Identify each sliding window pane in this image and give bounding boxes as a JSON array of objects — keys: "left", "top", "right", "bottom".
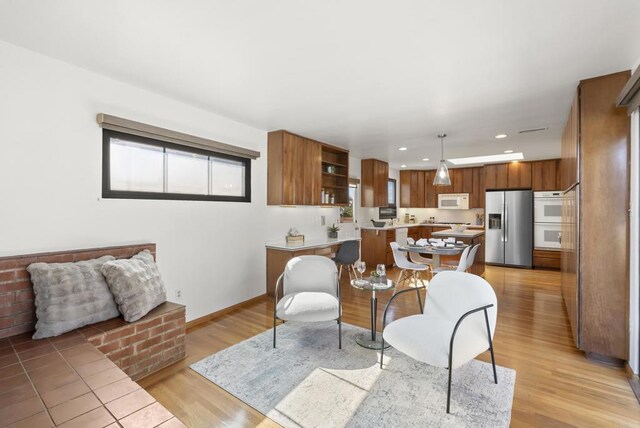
[
  {"left": 167, "top": 149, "right": 208, "bottom": 195},
  {"left": 110, "top": 139, "right": 164, "bottom": 192},
  {"left": 211, "top": 157, "right": 245, "bottom": 197}
]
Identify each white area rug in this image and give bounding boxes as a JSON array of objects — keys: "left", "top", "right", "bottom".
[{"left": 190, "top": 322, "right": 515, "bottom": 427}]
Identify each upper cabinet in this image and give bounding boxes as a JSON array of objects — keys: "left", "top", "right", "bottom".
[
  {"left": 560, "top": 93, "right": 580, "bottom": 191},
  {"left": 267, "top": 130, "right": 349, "bottom": 206},
  {"left": 484, "top": 164, "right": 508, "bottom": 190},
  {"left": 531, "top": 159, "right": 561, "bottom": 191},
  {"left": 400, "top": 167, "right": 480, "bottom": 208},
  {"left": 361, "top": 159, "right": 389, "bottom": 207},
  {"left": 507, "top": 161, "right": 532, "bottom": 189}
]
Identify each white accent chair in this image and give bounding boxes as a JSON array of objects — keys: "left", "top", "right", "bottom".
[
  {"left": 431, "top": 245, "right": 471, "bottom": 275},
  {"left": 380, "top": 271, "right": 498, "bottom": 413},
  {"left": 390, "top": 242, "right": 428, "bottom": 313},
  {"left": 273, "top": 256, "right": 341, "bottom": 348}
]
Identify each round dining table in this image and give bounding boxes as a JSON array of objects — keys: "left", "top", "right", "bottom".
[{"left": 398, "top": 244, "right": 469, "bottom": 268}]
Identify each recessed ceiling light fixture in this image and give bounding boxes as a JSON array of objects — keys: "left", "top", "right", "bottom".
[
  {"left": 433, "top": 134, "right": 451, "bottom": 186},
  {"left": 399, "top": 147, "right": 408, "bottom": 151},
  {"left": 495, "top": 134, "right": 508, "bottom": 139},
  {"left": 422, "top": 158, "right": 429, "bottom": 161},
  {"left": 504, "top": 149, "right": 513, "bottom": 154},
  {"left": 448, "top": 152, "right": 524, "bottom": 165},
  {"left": 400, "top": 164, "right": 407, "bottom": 168}
]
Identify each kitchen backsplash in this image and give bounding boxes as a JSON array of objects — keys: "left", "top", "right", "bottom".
[
  {"left": 266, "top": 206, "right": 343, "bottom": 242},
  {"left": 397, "top": 208, "right": 484, "bottom": 225}
]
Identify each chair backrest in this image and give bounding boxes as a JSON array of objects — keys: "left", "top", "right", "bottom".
[
  {"left": 424, "top": 271, "right": 497, "bottom": 337},
  {"left": 465, "top": 244, "right": 481, "bottom": 270},
  {"left": 284, "top": 255, "right": 338, "bottom": 296},
  {"left": 389, "top": 242, "right": 411, "bottom": 269},
  {"left": 454, "top": 246, "right": 472, "bottom": 271},
  {"left": 334, "top": 240, "right": 360, "bottom": 264}
]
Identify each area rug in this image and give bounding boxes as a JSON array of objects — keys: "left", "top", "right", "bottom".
[{"left": 190, "top": 321, "right": 515, "bottom": 427}]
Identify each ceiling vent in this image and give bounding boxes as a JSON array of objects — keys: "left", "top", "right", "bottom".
[{"left": 517, "top": 127, "right": 548, "bottom": 134}]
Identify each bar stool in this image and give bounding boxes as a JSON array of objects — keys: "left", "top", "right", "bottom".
[
  {"left": 332, "top": 240, "right": 360, "bottom": 280},
  {"left": 432, "top": 245, "right": 472, "bottom": 275}
]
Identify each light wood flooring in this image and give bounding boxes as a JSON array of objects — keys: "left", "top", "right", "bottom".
[{"left": 139, "top": 266, "right": 640, "bottom": 427}]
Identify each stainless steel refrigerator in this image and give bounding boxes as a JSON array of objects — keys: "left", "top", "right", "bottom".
[{"left": 485, "top": 190, "right": 533, "bottom": 267}]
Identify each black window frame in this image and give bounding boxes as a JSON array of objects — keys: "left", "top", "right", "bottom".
[
  {"left": 387, "top": 178, "right": 397, "bottom": 207},
  {"left": 102, "top": 129, "right": 251, "bottom": 203}
]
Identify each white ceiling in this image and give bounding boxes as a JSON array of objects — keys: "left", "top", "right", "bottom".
[{"left": 1, "top": 0, "right": 639, "bottom": 169}]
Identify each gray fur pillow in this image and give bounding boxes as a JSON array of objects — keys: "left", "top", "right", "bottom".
[
  {"left": 27, "top": 256, "right": 119, "bottom": 339},
  {"left": 101, "top": 250, "right": 167, "bottom": 322}
]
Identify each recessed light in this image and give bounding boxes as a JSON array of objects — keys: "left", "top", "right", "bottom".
[
  {"left": 400, "top": 164, "right": 407, "bottom": 168},
  {"left": 422, "top": 158, "right": 429, "bottom": 161},
  {"left": 511, "top": 160, "right": 519, "bottom": 163},
  {"left": 504, "top": 150, "right": 513, "bottom": 154},
  {"left": 495, "top": 134, "right": 508, "bottom": 139},
  {"left": 399, "top": 147, "right": 408, "bottom": 151},
  {"left": 448, "top": 152, "right": 524, "bottom": 165}
]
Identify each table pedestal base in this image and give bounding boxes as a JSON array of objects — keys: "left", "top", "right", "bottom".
[{"left": 355, "top": 333, "right": 391, "bottom": 350}]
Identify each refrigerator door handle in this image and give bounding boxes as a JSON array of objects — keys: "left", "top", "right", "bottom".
[{"left": 503, "top": 200, "right": 508, "bottom": 242}]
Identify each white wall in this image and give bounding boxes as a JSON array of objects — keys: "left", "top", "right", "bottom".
[{"left": 0, "top": 41, "right": 270, "bottom": 322}]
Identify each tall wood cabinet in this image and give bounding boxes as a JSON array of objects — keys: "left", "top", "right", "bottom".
[
  {"left": 267, "top": 130, "right": 349, "bottom": 206},
  {"left": 361, "top": 159, "right": 389, "bottom": 207},
  {"left": 560, "top": 71, "right": 630, "bottom": 363}
]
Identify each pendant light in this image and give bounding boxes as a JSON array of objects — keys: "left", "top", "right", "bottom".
[{"left": 433, "top": 133, "right": 451, "bottom": 186}]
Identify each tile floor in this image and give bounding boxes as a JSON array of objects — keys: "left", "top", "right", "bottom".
[{"left": 0, "top": 332, "right": 185, "bottom": 427}]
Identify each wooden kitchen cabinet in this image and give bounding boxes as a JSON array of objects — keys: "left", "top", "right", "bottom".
[
  {"left": 470, "top": 167, "right": 485, "bottom": 208},
  {"left": 399, "top": 170, "right": 425, "bottom": 208},
  {"left": 362, "top": 159, "right": 389, "bottom": 207},
  {"left": 268, "top": 130, "right": 348, "bottom": 206},
  {"left": 425, "top": 170, "right": 437, "bottom": 208},
  {"left": 531, "top": 159, "right": 561, "bottom": 191},
  {"left": 361, "top": 228, "right": 396, "bottom": 268},
  {"left": 484, "top": 164, "right": 508, "bottom": 190},
  {"left": 560, "top": 71, "right": 630, "bottom": 363},
  {"left": 533, "top": 249, "right": 561, "bottom": 269},
  {"left": 507, "top": 161, "right": 532, "bottom": 189}
]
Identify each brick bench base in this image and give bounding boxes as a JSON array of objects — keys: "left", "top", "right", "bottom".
[{"left": 87, "top": 302, "right": 186, "bottom": 381}]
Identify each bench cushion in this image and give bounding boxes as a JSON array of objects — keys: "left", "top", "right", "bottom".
[
  {"left": 27, "top": 256, "right": 120, "bottom": 339},
  {"left": 101, "top": 250, "right": 167, "bottom": 322}
]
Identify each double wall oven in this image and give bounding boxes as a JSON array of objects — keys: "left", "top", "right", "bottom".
[{"left": 534, "top": 191, "right": 562, "bottom": 250}]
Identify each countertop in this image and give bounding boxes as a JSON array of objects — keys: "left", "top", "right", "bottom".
[
  {"left": 266, "top": 235, "right": 361, "bottom": 251},
  {"left": 360, "top": 223, "right": 485, "bottom": 230},
  {"left": 431, "top": 229, "right": 485, "bottom": 238}
]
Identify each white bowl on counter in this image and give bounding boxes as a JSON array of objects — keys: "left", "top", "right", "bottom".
[{"left": 451, "top": 224, "right": 468, "bottom": 233}]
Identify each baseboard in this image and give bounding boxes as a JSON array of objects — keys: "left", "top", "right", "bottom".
[
  {"left": 186, "top": 294, "right": 267, "bottom": 331},
  {"left": 625, "top": 362, "right": 640, "bottom": 405},
  {"left": 585, "top": 352, "right": 625, "bottom": 367}
]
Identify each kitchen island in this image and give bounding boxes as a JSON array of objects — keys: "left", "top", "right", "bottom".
[
  {"left": 431, "top": 228, "right": 485, "bottom": 276},
  {"left": 265, "top": 235, "right": 361, "bottom": 296}
]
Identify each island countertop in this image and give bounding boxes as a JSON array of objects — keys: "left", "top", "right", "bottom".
[
  {"left": 431, "top": 229, "right": 485, "bottom": 238},
  {"left": 266, "top": 235, "right": 361, "bottom": 251},
  {"left": 360, "top": 223, "right": 484, "bottom": 231}
]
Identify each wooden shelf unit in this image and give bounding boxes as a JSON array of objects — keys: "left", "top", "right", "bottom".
[{"left": 321, "top": 144, "right": 349, "bottom": 206}]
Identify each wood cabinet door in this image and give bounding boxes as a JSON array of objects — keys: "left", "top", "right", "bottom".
[
  {"left": 376, "top": 160, "right": 390, "bottom": 207},
  {"left": 425, "top": 170, "right": 437, "bottom": 208},
  {"left": 470, "top": 167, "right": 484, "bottom": 208},
  {"left": 399, "top": 170, "right": 412, "bottom": 208},
  {"left": 532, "top": 159, "right": 560, "bottom": 191},
  {"left": 411, "top": 171, "right": 426, "bottom": 207},
  {"left": 484, "top": 164, "right": 508, "bottom": 189},
  {"left": 303, "top": 139, "right": 322, "bottom": 205},
  {"left": 560, "top": 93, "right": 580, "bottom": 191},
  {"left": 507, "top": 162, "right": 532, "bottom": 189},
  {"left": 459, "top": 168, "right": 473, "bottom": 194}
]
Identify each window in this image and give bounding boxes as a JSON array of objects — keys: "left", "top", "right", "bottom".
[
  {"left": 340, "top": 183, "right": 358, "bottom": 223},
  {"left": 388, "top": 178, "right": 397, "bottom": 207},
  {"left": 102, "top": 130, "right": 251, "bottom": 202}
]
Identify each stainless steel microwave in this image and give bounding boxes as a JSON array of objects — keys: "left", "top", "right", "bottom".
[{"left": 379, "top": 207, "right": 397, "bottom": 219}]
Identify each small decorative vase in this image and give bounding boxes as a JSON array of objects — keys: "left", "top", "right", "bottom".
[{"left": 328, "top": 231, "right": 338, "bottom": 238}]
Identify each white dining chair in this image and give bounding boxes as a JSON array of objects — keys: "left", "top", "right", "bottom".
[
  {"left": 431, "top": 245, "right": 471, "bottom": 275},
  {"left": 273, "top": 256, "right": 342, "bottom": 349},
  {"left": 389, "top": 242, "right": 428, "bottom": 313},
  {"left": 380, "top": 271, "right": 498, "bottom": 413}
]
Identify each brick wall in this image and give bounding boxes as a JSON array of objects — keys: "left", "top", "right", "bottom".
[
  {"left": 87, "top": 303, "right": 186, "bottom": 381},
  {"left": 0, "top": 243, "right": 156, "bottom": 339}
]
